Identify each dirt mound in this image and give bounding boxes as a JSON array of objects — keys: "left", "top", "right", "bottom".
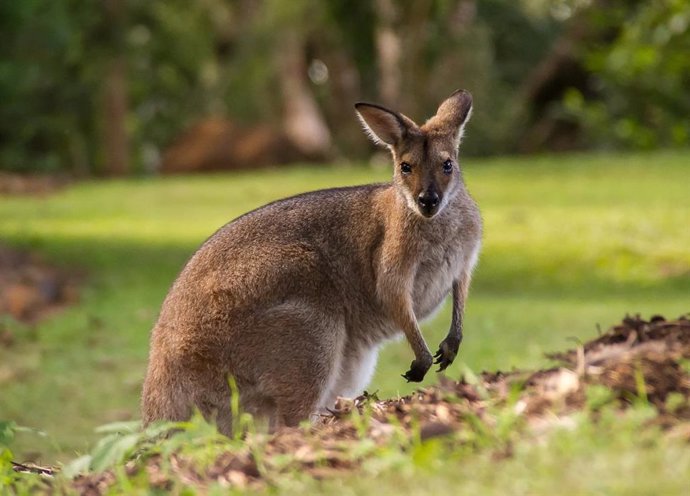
[
  {"left": 0, "top": 245, "right": 79, "bottom": 328},
  {"left": 0, "top": 173, "right": 70, "bottom": 196},
  {"left": 545, "top": 315, "right": 690, "bottom": 410}
]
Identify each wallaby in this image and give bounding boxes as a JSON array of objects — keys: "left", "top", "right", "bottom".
[{"left": 142, "top": 89, "right": 482, "bottom": 434}]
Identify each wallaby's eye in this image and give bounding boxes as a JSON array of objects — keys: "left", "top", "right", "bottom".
[
  {"left": 400, "top": 162, "right": 412, "bottom": 175},
  {"left": 442, "top": 159, "right": 453, "bottom": 175}
]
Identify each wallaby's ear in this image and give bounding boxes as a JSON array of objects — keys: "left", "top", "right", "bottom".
[
  {"left": 354, "top": 103, "right": 411, "bottom": 147},
  {"left": 432, "top": 89, "right": 473, "bottom": 147}
]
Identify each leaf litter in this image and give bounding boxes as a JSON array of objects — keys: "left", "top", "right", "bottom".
[{"left": 13, "top": 315, "right": 690, "bottom": 493}]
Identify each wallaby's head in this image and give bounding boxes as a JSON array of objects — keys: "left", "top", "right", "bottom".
[{"left": 355, "top": 90, "right": 473, "bottom": 218}]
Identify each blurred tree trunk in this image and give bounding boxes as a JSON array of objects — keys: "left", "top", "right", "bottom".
[
  {"left": 102, "top": 0, "right": 130, "bottom": 176},
  {"left": 277, "top": 31, "right": 332, "bottom": 158},
  {"left": 399, "top": 0, "right": 434, "bottom": 117},
  {"left": 325, "top": 50, "right": 364, "bottom": 156},
  {"left": 374, "top": 0, "right": 401, "bottom": 107}
]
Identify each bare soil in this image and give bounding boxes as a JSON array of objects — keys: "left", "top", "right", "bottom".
[
  {"left": 63, "top": 314, "right": 690, "bottom": 494},
  {"left": 0, "top": 173, "right": 70, "bottom": 196},
  {"left": 0, "top": 244, "right": 79, "bottom": 329}
]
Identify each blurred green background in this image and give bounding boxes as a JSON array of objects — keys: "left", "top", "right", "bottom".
[
  {"left": 2, "top": 0, "right": 689, "bottom": 174},
  {"left": 0, "top": 0, "right": 689, "bottom": 464}
]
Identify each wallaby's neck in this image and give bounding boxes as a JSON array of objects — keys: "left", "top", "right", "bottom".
[{"left": 373, "top": 183, "right": 465, "bottom": 268}]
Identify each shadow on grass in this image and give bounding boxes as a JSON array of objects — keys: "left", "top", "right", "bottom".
[{"left": 26, "top": 235, "right": 689, "bottom": 302}]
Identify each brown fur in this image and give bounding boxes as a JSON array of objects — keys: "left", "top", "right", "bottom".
[{"left": 141, "top": 89, "right": 482, "bottom": 433}]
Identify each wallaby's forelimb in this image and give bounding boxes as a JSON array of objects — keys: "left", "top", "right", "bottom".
[
  {"left": 394, "top": 295, "right": 433, "bottom": 383},
  {"left": 435, "top": 251, "right": 478, "bottom": 371},
  {"left": 377, "top": 257, "right": 434, "bottom": 382},
  {"left": 434, "top": 280, "right": 464, "bottom": 371},
  {"left": 378, "top": 277, "right": 432, "bottom": 381}
]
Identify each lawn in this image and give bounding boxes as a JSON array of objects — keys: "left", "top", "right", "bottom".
[{"left": 0, "top": 149, "right": 688, "bottom": 469}]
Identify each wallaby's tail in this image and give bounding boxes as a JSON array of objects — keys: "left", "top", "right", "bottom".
[
  {"left": 141, "top": 358, "right": 193, "bottom": 427},
  {"left": 142, "top": 337, "right": 234, "bottom": 435}
]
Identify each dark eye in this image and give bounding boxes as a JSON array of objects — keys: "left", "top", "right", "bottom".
[
  {"left": 400, "top": 162, "right": 412, "bottom": 175},
  {"left": 442, "top": 159, "right": 453, "bottom": 174}
]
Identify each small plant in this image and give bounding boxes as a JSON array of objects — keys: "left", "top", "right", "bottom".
[
  {"left": 0, "top": 420, "right": 50, "bottom": 493},
  {"left": 63, "top": 420, "right": 175, "bottom": 477},
  {"left": 0, "top": 420, "right": 18, "bottom": 487}
]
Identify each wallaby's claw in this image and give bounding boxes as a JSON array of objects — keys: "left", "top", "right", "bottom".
[
  {"left": 402, "top": 358, "right": 431, "bottom": 383},
  {"left": 434, "top": 336, "right": 460, "bottom": 372},
  {"left": 401, "top": 369, "right": 424, "bottom": 383}
]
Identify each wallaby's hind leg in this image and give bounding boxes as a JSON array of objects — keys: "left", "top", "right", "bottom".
[
  {"left": 233, "top": 300, "right": 346, "bottom": 429},
  {"left": 191, "top": 371, "right": 234, "bottom": 436}
]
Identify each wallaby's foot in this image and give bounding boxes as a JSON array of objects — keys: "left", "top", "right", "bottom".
[
  {"left": 402, "top": 355, "right": 432, "bottom": 383},
  {"left": 434, "top": 335, "right": 461, "bottom": 372}
]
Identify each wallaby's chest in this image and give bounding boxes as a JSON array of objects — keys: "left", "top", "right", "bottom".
[
  {"left": 412, "top": 242, "right": 462, "bottom": 319},
  {"left": 411, "top": 222, "right": 469, "bottom": 319}
]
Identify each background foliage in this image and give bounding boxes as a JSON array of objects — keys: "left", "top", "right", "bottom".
[
  {"left": 2, "top": 0, "right": 688, "bottom": 174},
  {"left": 563, "top": 0, "right": 690, "bottom": 149}
]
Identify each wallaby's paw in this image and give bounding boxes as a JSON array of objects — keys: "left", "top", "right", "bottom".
[
  {"left": 434, "top": 336, "right": 461, "bottom": 372},
  {"left": 402, "top": 357, "right": 432, "bottom": 383}
]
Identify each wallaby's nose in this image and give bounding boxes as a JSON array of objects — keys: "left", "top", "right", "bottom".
[{"left": 417, "top": 190, "right": 440, "bottom": 216}]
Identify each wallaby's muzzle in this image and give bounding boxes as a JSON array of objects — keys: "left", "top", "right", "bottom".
[{"left": 417, "top": 189, "right": 441, "bottom": 217}]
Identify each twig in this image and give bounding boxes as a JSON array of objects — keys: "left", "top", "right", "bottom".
[{"left": 11, "top": 461, "right": 55, "bottom": 477}]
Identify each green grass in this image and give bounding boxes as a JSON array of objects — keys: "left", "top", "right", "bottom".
[
  {"left": 0, "top": 150, "right": 689, "bottom": 467},
  {"left": 304, "top": 412, "right": 690, "bottom": 496},
  {"left": 9, "top": 386, "right": 689, "bottom": 494}
]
